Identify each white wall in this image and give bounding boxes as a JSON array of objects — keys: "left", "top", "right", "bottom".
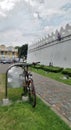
[{"left": 27, "top": 24, "right": 71, "bottom": 68}]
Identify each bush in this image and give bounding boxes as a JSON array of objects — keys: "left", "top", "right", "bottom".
[
  {"left": 32, "top": 64, "right": 45, "bottom": 70},
  {"left": 32, "top": 64, "right": 63, "bottom": 73},
  {"left": 32, "top": 64, "right": 41, "bottom": 69},
  {"left": 42, "top": 66, "right": 63, "bottom": 73},
  {"left": 62, "top": 68, "right": 71, "bottom": 77}
]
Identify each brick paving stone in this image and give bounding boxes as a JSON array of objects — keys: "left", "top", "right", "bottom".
[{"left": 32, "top": 72, "right": 71, "bottom": 124}]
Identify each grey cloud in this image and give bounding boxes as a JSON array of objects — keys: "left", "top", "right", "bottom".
[
  {"left": 40, "top": 0, "right": 44, "bottom": 3},
  {"left": 22, "top": 32, "right": 41, "bottom": 37},
  {"left": 0, "top": 1, "right": 33, "bottom": 31},
  {"left": 61, "top": 2, "right": 71, "bottom": 11},
  {"left": 37, "top": 0, "right": 44, "bottom": 4}
]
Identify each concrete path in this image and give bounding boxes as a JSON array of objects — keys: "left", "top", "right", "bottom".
[
  {"left": 32, "top": 72, "right": 71, "bottom": 126},
  {"left": 0, "top": 64, "right": 10, "bottom": 73}
]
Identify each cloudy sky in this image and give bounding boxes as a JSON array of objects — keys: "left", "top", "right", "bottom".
[{"left": 0, "top": 0, "right": 71, "bottom": 46}]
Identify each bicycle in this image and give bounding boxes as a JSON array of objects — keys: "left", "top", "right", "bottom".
[{"left": 5, "top": 62, "right": 40, "bottom": 107}]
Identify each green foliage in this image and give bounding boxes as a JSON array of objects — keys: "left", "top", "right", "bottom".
[
  {"left": 18, "top": 44, "right": 28, "bottom": 59},
  {"left": 15, "top": 46, "right": 19, "bottom": 49},
  {"left": 33, "top": 64, "right": 63, "bottom": 73},
  {"left": 0, "top": 98, "right": 71, "bottom": 130},
  {"left": 62, "top": 68, "right": 71, "bottom": 77},
  {"left": 42, "top": 66, "right": 63, "bottom": 73}
]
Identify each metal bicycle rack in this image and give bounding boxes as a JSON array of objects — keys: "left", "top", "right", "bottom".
[{"left": 5, "top": 63, "right": 28, "bottom": 98}]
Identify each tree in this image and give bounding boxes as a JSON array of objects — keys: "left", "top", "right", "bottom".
[{"left": 18, "top": 44, "right": 28, "bottom": 60}]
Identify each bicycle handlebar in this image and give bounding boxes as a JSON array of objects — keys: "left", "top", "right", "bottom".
[
  {"left": 32, "top": 62, "right": 40, "bottom": 66},
  {"left": 6, "top": 61, "right": 40, "bottom": 72}
]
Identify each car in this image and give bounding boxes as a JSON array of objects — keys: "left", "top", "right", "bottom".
[
  {"left": 1, "top": 59, "right": 13, "bottom": 64},
  {"left": 2, "top": 60, "right": 7, "bottom": 64}
]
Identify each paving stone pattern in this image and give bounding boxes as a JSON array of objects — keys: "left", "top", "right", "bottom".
[{"left": 32, "top": 72, "right": 71, "bottom": 123}]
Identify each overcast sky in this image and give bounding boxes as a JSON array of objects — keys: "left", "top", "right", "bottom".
[{"left": 0, "top": 0, "right": 71, "bottom": 46}]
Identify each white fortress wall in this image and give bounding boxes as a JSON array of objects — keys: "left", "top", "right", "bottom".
[{"left": 27, "top": 24, "right": 71, "bottom": 68}]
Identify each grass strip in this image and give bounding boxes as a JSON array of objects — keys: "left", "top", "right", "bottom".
[
  {"left": 0, "top": 73, "right": 71, "bottom": 130},
  {"left": 31, "top": 68, "right": 71, "bottom": 86},
  {"left": 0, "top": 98, "right": 71, "bottom": 130}
]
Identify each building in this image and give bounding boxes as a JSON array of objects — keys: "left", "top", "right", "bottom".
[{"left": 0, "top": 45, "right": 18, "bottom": 60}]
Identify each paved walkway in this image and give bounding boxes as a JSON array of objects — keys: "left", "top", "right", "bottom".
[
  {"left": 32, "top": 72, "right": 71, "bottom": 126},
  {"left": 0, "top": 64, "right": 10, "bottom": 73}
]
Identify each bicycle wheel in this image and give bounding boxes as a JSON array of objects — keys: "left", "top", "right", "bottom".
[{"left": 28, "top": 79, "right": 36, "bottom": 107}]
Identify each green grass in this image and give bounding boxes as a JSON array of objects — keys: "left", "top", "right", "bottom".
[
  {"left": 31, "top": 68, "right": 71, "bottom": 86},
  {"left": 0, "top": 98, "right": 71, "bottom": 130},
  {"left": 0, "top": 73, "right": 71, "bottom": 130}
]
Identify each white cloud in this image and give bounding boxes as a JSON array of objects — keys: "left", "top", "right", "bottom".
[
  {"left": 24, "top": 0, "right": 44, "bottom": 5},
  {"left": 24, "top": 0, "right": 29, "bottom": 2},
  {"left": 33, "top": 12, "right": 38, "bottom": 18},
  {"left": 44, "top": 26, "right": 55, "bottom": 33},
  {"left": 38, "top": 8, "right": 65, "bottom": 19},
  {"left": 0, "top": 1, "right": 14, "bottom": 11},
  {"left": 0, "top": 0, "right": 21, "bottom": 17},
  {"left": 30, "top": 0, "right": 37, "bottom": 7},
  {"left": 0, "top": 28, "right": 40, "bottom": 46},
  {"left": 0, "top": 11, "right": 7, "bottom": 17},
  {"left": 0, "top": 0, "right": 71, "bottom": 46}
]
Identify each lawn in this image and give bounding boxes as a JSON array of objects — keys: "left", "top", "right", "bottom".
[
  {"left": 0, "top": 73, "right": 71, "bottom": 130},
  {"left": 31, "top": 68, "right": 71, "bottom": 86}
]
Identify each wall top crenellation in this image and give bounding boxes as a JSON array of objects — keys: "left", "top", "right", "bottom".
[{"left": 28, "top": 23, "right": 71, "bottom": 50}]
